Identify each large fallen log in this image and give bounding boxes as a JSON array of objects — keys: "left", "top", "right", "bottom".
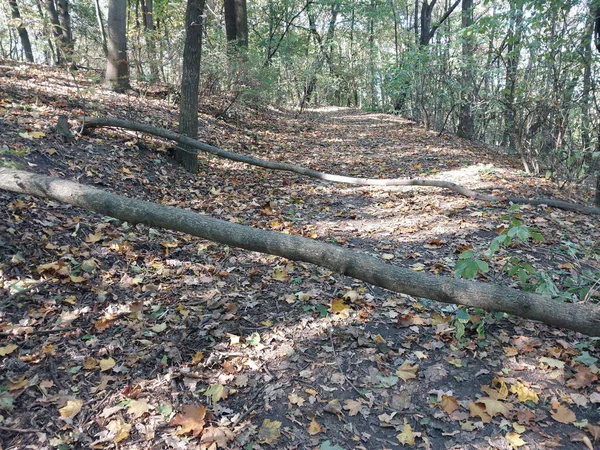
[
  {"left": 1, "top": 168, "right": 599, "bottom": 336},
  {"left": 81, "top": 117, "right": 600, "bottom": 216}
]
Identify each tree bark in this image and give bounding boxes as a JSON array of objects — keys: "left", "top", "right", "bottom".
[
  {"left": 94, "top": 0, "right": 107, "bottom": 56},
  {"left": 224, "top": 0, "right": 248, "bottom": 50},
  {"left": 56, "top": 0, "right": 73, "bottom": 63},
  {"left": 456, "top": 0, "right": 474, "bottom": 139},
  {"left": 177, "top": 0, "right": 206, "bottom": 173},
  {"left": 81, "top": 116, "right": 600, "bottom": 216},
  {"left": 105, "top": 0, "right": 130, "bottom": 92},
  {"left": 1, "top": 168, "right": 598, "bottom": 336},
  {"left": 44, "top": 0, "right": 63, "bottom": 65},
  {"left": 419, "top": 0, "right": 460, "bottom": 47},
  {"left": 7, "top": 0, "right": 34, "bottom": 62}
]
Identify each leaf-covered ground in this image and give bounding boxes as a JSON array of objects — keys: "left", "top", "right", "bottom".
[{"left": 0, "top": 60, "right": 599, "bottom": 450}]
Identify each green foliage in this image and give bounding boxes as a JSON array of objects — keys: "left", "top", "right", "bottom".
[{"left": 454, "top": 249, "right": 489, "bottom": 280}]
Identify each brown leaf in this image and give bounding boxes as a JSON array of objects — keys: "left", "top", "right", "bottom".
[
  {"left": 551, "top": 403, "right": 576, "bottom": 424},
  {"left": 307, "top": 418, "right": 322, "bottom": 435},
  {"left": 343, "top": 399, "right": 363, "bottom": 416},
  {"left": 440, "top": 395, "right": 460, "bottom": 415},
  {"left": 169, "top": 404, "right": 207, "bottom": 436}
]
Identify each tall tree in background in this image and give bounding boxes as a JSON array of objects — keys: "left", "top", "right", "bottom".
[
  {"left": 94, "top": 0, "right": 108, "bottom": 56},
  {"left": 141, "top": 0, "right": 160, "bottom": 80},
  {"left": 224, "top": 0, "right": 248, "bottom": 52},
  {"left": 44, "top": 0, "right": 64, "bottom": 64},
  {"left": 105, "top": 0, "right": 130, "bottom": 91},
  {"left": 177, "top": 0, "right": 206, "bottom": 173},
  {"left": 56, "top": 0, "right": 73, "bottom": 63},
  {"left": 457, "top": 0, "right": 474, "bottom": 139},
  {"left": 7, "top": 0, "right": 34, "bottom": 62},
  {"left": 419, "top": 0, "right": 460, "bottom": 46}
]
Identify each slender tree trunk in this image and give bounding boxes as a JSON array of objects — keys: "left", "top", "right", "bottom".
[
  {"left": 7, "top": 0, "right": 34, "bottom": 62},
  {"left": 457, "top": 0, "right": 474, "bottom": 139},
  {"left": 44, "top": 0, "right": 63, "bottom": 65},
  {"left": 369, "top": 0, "right": 377, "bottom": 109},
  {"left": 94, "top": 0, "right": 107, "bottom": 56},
  {"left": 141, "top": 0, "right": 160, "bottom": 80},
  {"left": 56, "top": 0, "right": 73, "bottom": 64},
  {"left": 502, "top": 0, "right": 523, "bottom": 151},
  {"left": 177, "top": 0, "right": 206, "bottom": 173},
  {"left": 105, "top": 0, "right": 130, "bottom": 91}
]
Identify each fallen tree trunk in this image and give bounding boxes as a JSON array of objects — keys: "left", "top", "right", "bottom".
[
  {"left": 1, "top": 168, "right": 599, "bottom": 336},
  {"left": 81, "top": 117, "right": 600, "bottom": 216}
]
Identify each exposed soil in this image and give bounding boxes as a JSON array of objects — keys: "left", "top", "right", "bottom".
[{"left": 1, "top": 60, "right": 599, "bottom": 450}]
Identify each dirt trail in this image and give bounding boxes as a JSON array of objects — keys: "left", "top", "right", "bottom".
[{"left": 0, "top": 61, "right": 599, "bottom": 449}]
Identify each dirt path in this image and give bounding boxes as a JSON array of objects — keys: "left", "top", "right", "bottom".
[{"left": 0, "top": 61, "right": 599, "bottom": 449}]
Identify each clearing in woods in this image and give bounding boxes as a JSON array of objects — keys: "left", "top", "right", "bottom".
[{"left": 0, "top": 61, "right": 599, "bottom": 449}]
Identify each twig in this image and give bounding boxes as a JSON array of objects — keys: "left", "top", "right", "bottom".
[
  {"left": 0, "top": 327, "right": 78, "bottom": 338},
  {"left": 0, "top": 425, "right": 42, "bottom": 433},
  {"left": 328, "top": 329, "right": 370, "bottom": 401},
  {"left": 1, "top": 279, "right": 52, "bottom": 305}
]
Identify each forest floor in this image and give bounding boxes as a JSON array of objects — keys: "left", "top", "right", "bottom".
[{"left": 0, "top": 60, "right": 599, "bottom": 450}]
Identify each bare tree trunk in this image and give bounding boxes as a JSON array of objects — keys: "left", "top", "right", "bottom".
[
  {"left": 502, "top": 0, "right": 523, "bottom": 151},
  {"left": 94, "top": 0, "right": 107, "bottom": 56},
  {"left": 44, "top": 0, "right": 63, "bottom": 65},
  {"left": 105, "top": 0, "right": 130, "bottom": 92},
  {"left": 224, "top": 0, "right": 248, "bottom": 52},
  {"left": 141, "top": 0, "right": 160, "bottom": 80},
  {"left": 177, "top": 0, "right": 206, "bottom": 173},
  {"left": 7, "top": 0, "right": 34, "bottom": 62},
  {"left": 56, "top": 0, "right": 73, "bottom": 64},
  {"left": 1, "top": 168, "right": 599, "bottom": 336},
  {"left": 457, "top": 0, "right": 474, "bottom": 139}
]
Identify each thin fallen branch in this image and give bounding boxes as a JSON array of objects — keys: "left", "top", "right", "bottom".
[
  {"left": 0, "top": 327, "right": 78, "bottom": 338},
  {"left": 81, "top": 117, "right": 600, "bottom": 215},
  {"left": 0, "top": 425, "right": 42, "bottom": 434},
  {"left": 1, "top": 168, "right": 599, "bottom": 336}
]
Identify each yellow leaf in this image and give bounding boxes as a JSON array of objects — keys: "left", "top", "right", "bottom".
[
  {"left": 481, "top": 377, "right": 509, "bottom": 400},
  {"left": 288, "top": 392, "right": 305, "bottom": 406},
  {"left": 85, "top": 232, "right": 103, "bottom": 243},
  {"left": 506, "top": 432, "right": 526, "bottom": 448},
  {"left": 59, "top": 399, "right": 83, "bottom": 420},
  {"left": 106, "top": 415, "right": 132, "bottom": 443},
  {"left": 411, "top": 263, "right": 425, "bottom": 271},
  {"left": 99, "top": 357, "right": 116, "bottom": 372},
  {"left": 307, "top": 418, "right": 322, "bottom": 435},
  {"left": 396, "top": 361, "right": 419, "bottom": 381},
  {"left": 270, "top": 266, "right": 289, "bottom": 281},
  {"left": 478, "top": 397, "right": 512, "bottom": 418},
  {"left": 331, "top": 297, "right": 349, "bottom": 313},
  {"left": 510, "top": 381, "right": 539, "bottom": 403},
  {"left": 0, "top": 344, "right": 18, "bottom": 356},
  {"left": 191, "top": 351, "right": 204, "bottom": 365},
  {"left": 396, "top": 419, "right": 415, "bottom": 446},
  {"left": 127, "top": 399, "right": 152, "bottom": 419},
  {"left": 69, "top": 275, "right": 86, "bottom": 283},
  {"left": 258, "top": 418, "right": 281, "bottom": 444},
  {"left": 381, "top": 253, "right": 395, "bottom": 260}
]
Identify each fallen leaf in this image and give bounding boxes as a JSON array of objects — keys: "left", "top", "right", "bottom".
[
  {"left": 0, "top": 344, "right": 18, "bottom": 356},
  {"left": 396, "top": 360, "right": 419, "bottom": 381},
  {"left": 551, "top": 403, "right": 576, "bottom": 424},
  {"left": 510, "top": 381, "right": 539, "bottom": 403},
  {"left": 506, "top": 432, "right": 526, "bottom": 448},
  {"left": 59, "top": 399, "right": 83, "bottom": 423},
  {"left": 258, "top": 418, "right": 281, "bottom": 444},
  {"left": 169, "top": 404, "right": 206, "bottom": 436},
  {"left": 99, "top": 357, "right": 116, "bottom": 372},
  {"left": 105, "top": 415, "right": 131, "bottom": 443},
  {"left": 343, "top": 399, "right": 362, "bottom": 416},
  {"left": 127, "top": 399, "right": 152, "bottom": 418},
  {"left": 396, "top": 419, "right": 415, "bottom": 445},
  {"left": 308, "top": 417, "right": 322, "bottom": 435},
  {"left": 441, "top": 395, "right": 460, "bottom": 415}
]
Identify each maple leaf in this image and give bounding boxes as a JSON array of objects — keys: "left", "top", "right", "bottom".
[
  {"left": 477, "top": 397, "right": 512, "bottom": 418},
  {"left": 169, "top": 404, "right": 206, "bottom": 436},
  {"left": 127, "top": 399, "right": 152, "bottom": 419},
  {"left": 440, "top": 395, "right": 460, "bottom": 415},
  {"left": 343, "top": 399, "right": 362, "bottom": 416},
  {"left": 200, "top": 426, "right": 235, "bottom": 447},
  {"left": 566, "top": 367, "right": 598, "bottom": 389},
  {"left": 506, "top": 432, "right": 526, "bottom": 448},
  {"left": 324, "top": 398, "right": 343, "bottom": 419},
  {"left": 396, "top": 419, "right": 415, "bottom": 446},
  {"left": 258, "top": 418, "right": 281, "bottom": 444},
  {"left": 288, "top": 392, "right": 305, "bottom": 406},
  {"left": 396, "top": 361, "right": 419, "bottom": 381},
  {"left": 468, "top": 402, "right": 491, "bottom": 423},
  {"left": 105, "top": 415, "right": 132, "bottom": 443}
]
